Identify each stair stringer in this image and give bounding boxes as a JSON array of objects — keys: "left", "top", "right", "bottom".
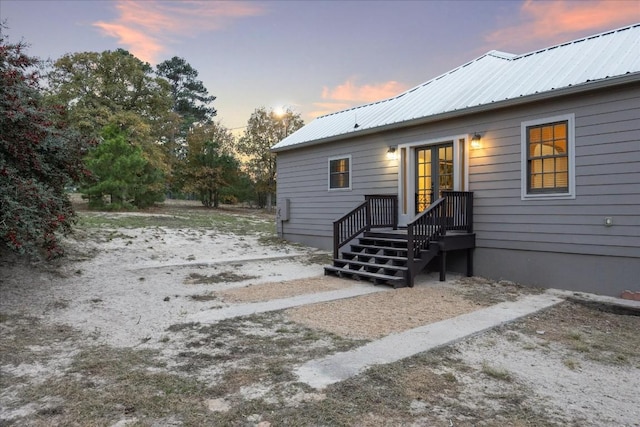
[{"left": 406, "top": 243, "right": 441, "bottom": 287}]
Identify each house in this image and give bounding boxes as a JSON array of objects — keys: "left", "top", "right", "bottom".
[{"left": 271, "top": 24, "right": 640, "bottom": 297}]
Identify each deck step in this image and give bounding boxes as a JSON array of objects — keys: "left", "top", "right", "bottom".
[
  {"left": 324, "top": 266, "right": 406, "bottom": 288},
  {"left": 341, "top": 251, "right": 408, "bottom": 263},
  {"left": 363, "top": 230, "right": 408, "bottom": 239},
  {"left": 333, "top": 259, "right": 408, "bottom": 272},
  {"left": 350, "top": 244, "right": 408, "bottom": 254},
  {"left": 358, "top": 237, "right": 408, "bottom": 246}
]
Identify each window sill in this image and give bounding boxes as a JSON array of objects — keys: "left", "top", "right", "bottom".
[{"left": 522, "top": 192, "right": 575, "bottom": 201}]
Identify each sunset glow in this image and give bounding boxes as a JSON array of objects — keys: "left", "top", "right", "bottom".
[
  {"left": 93, "top": 0, "right": 264, "bottom": 63},
  {"left": 485, "top": 0, "right": 640, "bottom": 51},
  {"left": 322, "top": 79, "right": 410, "bottom": 104},
  {"left": 5, "top": 0, "right": 638, "bottom": 129}
]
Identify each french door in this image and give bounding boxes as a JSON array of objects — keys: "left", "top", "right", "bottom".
[
  {"left": 397, "top": 136, "right": 467, "bottom": 227},
  {"left": 415, "top": 143, "right": 454, "bottom": 213}
]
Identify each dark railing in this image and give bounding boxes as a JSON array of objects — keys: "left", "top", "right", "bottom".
[
  {"left": 407, "top": 191, "right": 473, "bottom": 284},
  {"left": 332, "top": 195, "right": 398, "bottom": 258},
  {"left": 332, "top": 191, "right": 471, "bottom": 265},
  {"left": 407, "top": 197, "right": 446, "bottom": 262},
  {"left": 365, "top": 194, "right": 398, "bottom": 229},
  {"left": 442, "top": 191, "right": 474, "bottom": 233}
]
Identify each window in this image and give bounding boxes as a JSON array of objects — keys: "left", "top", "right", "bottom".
[
  {"left": 328, "top": 155, "right": 351, "bottom": 190},
  {"left": 521, "top": 114, "right": 575, "bottom": 200}
]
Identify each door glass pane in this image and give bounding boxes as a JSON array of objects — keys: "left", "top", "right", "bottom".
[
  {"left": 438, "top": 144, "right": 454, "bottom": 195},
  {"left": 415, "top": 142, "right": 453, "bottom": 213},
  {"left": 416, "top": 148, "right": 432, "bottom": 212}
]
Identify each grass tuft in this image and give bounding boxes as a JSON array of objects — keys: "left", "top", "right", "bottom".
[{"left": 481, "top": 362, "right": 512, "bottom": 381}]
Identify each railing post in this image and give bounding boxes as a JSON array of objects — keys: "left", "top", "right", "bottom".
[
  {"left": 365, "top": 198, "right": 372, "bottom": 232},
  {"left": 392, "top": 196, "right": 398, "bottom": 229},
  {"left": 467, "top": 192, "right": 474, "bottom": 233},
  {"left": 335, "top": 221, "right": 339, "bottom": 259},
  {"left": 406, "top": 224, "right": 414, "bottom": 287}
]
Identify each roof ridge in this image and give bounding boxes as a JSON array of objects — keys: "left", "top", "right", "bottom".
[
  {"left": 513, "top": 22, "right": 640, "bottom": 60},
  {"left": 315, "top": 50, "right": 511, "bottom": 120},
  {"left": 486, "top": 50, "right": 517, "bottom": 60}
]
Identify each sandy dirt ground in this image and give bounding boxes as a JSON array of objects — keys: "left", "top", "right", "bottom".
[{"left": 1, "top": 207, "right": 639, "bottom": 426}]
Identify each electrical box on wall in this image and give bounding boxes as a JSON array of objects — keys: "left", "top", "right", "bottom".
[{"left": 276, "top": 199, "right": 290, "bottom": 221}]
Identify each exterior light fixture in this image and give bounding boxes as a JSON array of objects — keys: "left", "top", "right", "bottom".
[
  {"left": 470, "top": 133, "right": 482, "bottom": 149},
  {"left": 386, "top": 146, "right": 397, "bottom": 160}
]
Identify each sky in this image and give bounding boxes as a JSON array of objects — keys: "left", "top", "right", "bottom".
[{"left": 2, "top": 0, "right": 639, "bottom": 133}]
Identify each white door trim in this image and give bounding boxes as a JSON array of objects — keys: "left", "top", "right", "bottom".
[{"left": 397, "top": 134, "right": 470, "bottom": 226}]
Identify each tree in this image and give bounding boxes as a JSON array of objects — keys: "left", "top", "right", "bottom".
[
  {"left": 46, "top": 49, "right": 173, "bottom": 139},
  {"left": 181, "top": 123, "right": 239, "bottom": 208},
  {"left": 81, "top": 125, "right": 164, "bottom": 209},
  {"left": 156, "top": 57, "right": 216, "bottom": 194},
  {"left": 237, "top": 107, "right": 303, "bottom": 210},
  {"left": 0, "top": 30, "right": 95, "bottom": 258},
  {"left": 224, "top": 171, "right": 255, "bottom": 205},
  {"left": 46, "top": 49, "right": 174, "bottom": 206},
  {"left": 156, "top": 56, "right": 216, "bottom": 129}
]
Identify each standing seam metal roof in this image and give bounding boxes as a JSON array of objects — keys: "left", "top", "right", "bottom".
[{"left": 272, "top": 23, "right": 640, "bottom": 152}]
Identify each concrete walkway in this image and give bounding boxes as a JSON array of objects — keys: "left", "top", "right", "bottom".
[
  {"left": 295, "top": 291, "right": 564, "bottom": 389},
  {"left": 186, "top": 278, "right": 633, "bottom": 390},
  {"left": 188, "top": 283, "right": 389, "bottom": 323}
]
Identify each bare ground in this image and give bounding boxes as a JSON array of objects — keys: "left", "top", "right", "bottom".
[{"left": 1, "top": 201, "right": 639, "bottom": 426}]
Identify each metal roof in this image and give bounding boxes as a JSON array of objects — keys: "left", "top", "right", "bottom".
[{"left": 272, "top": 23, "right": 640, "bottom": 152}]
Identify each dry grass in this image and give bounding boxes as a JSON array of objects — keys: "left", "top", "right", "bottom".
[
  {"left": 509, "top": 300, "right": 640, "bottom": 366},
  {"left": 0, "top": 314, "right": 78, "bottom": 367},
  {"left": 454, "top": 276, "right": 544, "bottom": 304},
  {"left": 16, "top": 346, "right": 216, "bottom": 426},
  {"left": 183, "top": 271, "right": 258, "bottom": 285},
  {"left": 3, "top": 290, "right": 638, "bottom": 426},
  {"left": 481, "top": 362, "right": 513, "bottom": 381}
]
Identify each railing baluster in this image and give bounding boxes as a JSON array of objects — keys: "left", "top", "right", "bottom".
[{"left": 333, "top": 195, "right": 399, "bottom": 258}]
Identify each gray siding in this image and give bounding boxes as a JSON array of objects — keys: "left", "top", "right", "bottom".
[
  {"left": 469, "top": 84, "right": 640, "bottom": 261},
  {"left": 276, "top": 82, "right": 640, "bottom": 295},
  {"left": 276, "top": 134, "right": 398, "bottom": 249}
]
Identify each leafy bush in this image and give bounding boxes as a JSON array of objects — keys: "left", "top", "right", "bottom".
[{"left": 0, "top": 31, "right": 95, "bottom": 258}]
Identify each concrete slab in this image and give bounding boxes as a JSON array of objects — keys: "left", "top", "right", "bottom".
[
  {"left": 295, "top": 291, "right": 564, "bottom": 389},
  {"left": 188, "top": 284, "right": 389, "bottom": 324},
  {"left": 549, "top": 289, "right": 640, "bottom": 311}
]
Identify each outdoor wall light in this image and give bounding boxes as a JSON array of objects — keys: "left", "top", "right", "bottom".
[
  {"left": 470, "top": 133, "right": 482, "bottom": 149},
  {"left": 386, "top": 146, "right": 397, "bottom": 160}
]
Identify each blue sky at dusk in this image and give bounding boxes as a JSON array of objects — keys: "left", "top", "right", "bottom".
[{"left": 2, "top": 0, "right": 639, "bottom": 132}]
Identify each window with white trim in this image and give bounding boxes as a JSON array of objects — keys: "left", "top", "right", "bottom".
[
  {"left": 328, "top": 155, "right": 351, "bottom": 190},
  {"left": 521, "top": 114, "right": 575, "bottom": 200}
]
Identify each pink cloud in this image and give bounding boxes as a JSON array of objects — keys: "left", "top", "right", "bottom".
[
  {"left": 322, "top": 79, "right": 409, "bottom": 103},
  {"left": 92, "top": 22, "right": 164, "bottom": 64},
  {"left": 309, "top": 101, "right": 353, "bottom": 119},
  {"left": 93, "top": 0, "right": 264, "bottom": 63},
  {"left": 309, "top": 78, "right": 409, "bottom": 118},
  {"left": 486, "top": 0, "right": 640, "bottom": 52}
]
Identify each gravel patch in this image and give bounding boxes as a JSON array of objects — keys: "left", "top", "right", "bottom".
[
  {"left": 216, "top": 276, "right": 355, "bottom": 303},
  {"left": 286, "top": 285, "right": 483, "bottom": 339}
]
